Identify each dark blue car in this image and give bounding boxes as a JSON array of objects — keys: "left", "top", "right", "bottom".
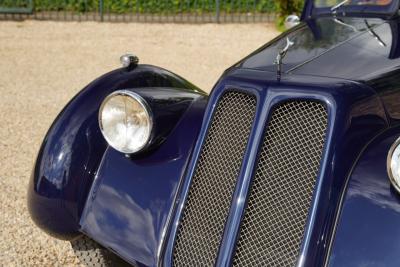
[{"left": 28, "top": 0, "right": 400, "bottom": 266}]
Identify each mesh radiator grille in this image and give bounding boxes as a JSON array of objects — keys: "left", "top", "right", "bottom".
[
  {"left": 173, "top": 91, "right": 256, "bottom": 267},
  {"left": 233, "top": 101, "right": 328, "bottom": 267}
]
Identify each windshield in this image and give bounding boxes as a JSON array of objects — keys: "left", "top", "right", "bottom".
[{"left": 314, "top": 0, "right": 392, "bottom": 8}]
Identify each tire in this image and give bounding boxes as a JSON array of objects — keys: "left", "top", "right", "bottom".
[{"left": 71, "top": 235, "right": 132, "bottom": 267}]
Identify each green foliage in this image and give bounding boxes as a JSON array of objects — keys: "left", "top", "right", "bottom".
[
  {"left": 0, "top": 0, "right": 280, "bottom": 13},
  {"left": 0, "top": 0, "right": 32, "bottom": 8},
  {"left": 275, "top": 0, "right": 303, "bottom": 16},
  {"left": 0, "top": 0, "right": 303, "bottom": 16},
  {"left": 31, "top": 0, "right": 99, "bottom": 12},
  {"left": 275, "top": 0, "right": 304, "bottom": 29}
]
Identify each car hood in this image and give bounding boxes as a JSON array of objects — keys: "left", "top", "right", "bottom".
[{"left": 237, "top": 17, "right": 400, "bottom": 82}]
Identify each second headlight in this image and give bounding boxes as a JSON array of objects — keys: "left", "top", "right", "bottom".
[
  {"left": 388, "top": 137, "right": 400, "bottom": 192},
  {"left": 99, "top": 90, "right": 153, "bottom": 154}
]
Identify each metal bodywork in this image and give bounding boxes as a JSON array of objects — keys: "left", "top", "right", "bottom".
[
  {"left": 28, "top": 65, "right": 207, "bottom": 241},
  {"left": 162, "top": 71, "right": 389, "bottom": 267},
  {"left": 329, "top": 126, "right": 400, "bottom": 266},
  {"left": 302, "top": 0, "right": 400, "bottom": 19},
  {"left": 29, "top": 6, "right": 400, "bottom": 267}
]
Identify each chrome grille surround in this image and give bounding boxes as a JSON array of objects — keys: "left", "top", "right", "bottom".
[
  {"left": 172, "top": 91, "right": 257, "bottom": 267},
  {"left": 233, "top": 101, "right": 328, "bottom": 267}
]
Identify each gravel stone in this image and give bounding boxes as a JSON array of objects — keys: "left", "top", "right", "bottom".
[{"left": 0, "top": 20, "right": 278, "bottom": 266}]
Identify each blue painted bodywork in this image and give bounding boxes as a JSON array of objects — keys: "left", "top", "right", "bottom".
[
  {"left": 162, "top": 70, "right": 388, "bottom": 267},
  {"left": 28, "top": 65, "right": 207, "bottom": 240},
  {"left": 80, "top": 96, "right": 206, "bottom": 266},
  {"left": 328, "top": 126, "right": 400, "bottom": 267},
  {"left": 302, "top": 0, "right": 399, "bottom": 19},
  {"left": 28, "top": 5, "right": 400, "bottom": 267}
]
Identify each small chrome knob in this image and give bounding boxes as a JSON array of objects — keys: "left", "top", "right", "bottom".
[{"left": 120, "top": 54, "right": 139, "bottom": 68}]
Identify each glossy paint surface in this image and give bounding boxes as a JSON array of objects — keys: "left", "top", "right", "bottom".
[
  {"left": 328, "top": 126, "right": 400, "bottom": 267},
  {"left": 367, "top": 68, "right": 400, "bottom": 125},
  {"left": 162, "top": 67, "right": 388, "bottom": 267},
  {"left": 28, "top": 64, "right": 206, "bottom": 240},
  {"left": 302, "top": 0, "right": 399, "bottom": 19},
  {"left": 79, "top": 97, "right": 206, "bottom": 267},
  {"left": 291, "top": 19, "right": 400, "bottom": 82},
  {"left": 238, "top": 17, "right": 400, "bottom": 83},
  {"left": 28, "top": 8, "right": 400, "bottom": 267},
  {"left": 235, "top": 15, "right": 400, "bottom": 124},
  {"left": 240, "top": 17, "right": 370, "bottom": 73}
]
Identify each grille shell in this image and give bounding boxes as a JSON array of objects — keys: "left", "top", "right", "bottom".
[
  {"left": 233, "top": 101, "right": 328, "bottom": 267},
  {"left": 172, "top": 91, "right": 257, "bottom": 266}
]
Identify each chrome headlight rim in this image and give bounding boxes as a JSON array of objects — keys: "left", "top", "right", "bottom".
[
  {"left": 388, "top": 137, "right": 400, "bottom": 192},
  {"left": 98, "top": 90, "right": 153, "bottom": 154}
]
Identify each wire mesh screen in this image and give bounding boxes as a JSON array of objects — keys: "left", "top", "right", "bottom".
[
  {"left": 233, "top": 101, "right": 328, "bottom": 267},
  {"left": 0, "top": 0, "right": 276, "bottom": 23},
  {"left": 173, "top": 91, "right": 256, "bottom": 266}
]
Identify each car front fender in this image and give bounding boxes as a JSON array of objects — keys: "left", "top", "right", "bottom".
[
  {"left": 327, "top": 125, "right": 400, "bottom": 266},
  {"left": 27, "top": 64, "right": 207, "bottom": 240}
]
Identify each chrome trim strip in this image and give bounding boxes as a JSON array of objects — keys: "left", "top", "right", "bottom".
[{"left": 387, "top": 137, "right": 400, "bottom": 193}]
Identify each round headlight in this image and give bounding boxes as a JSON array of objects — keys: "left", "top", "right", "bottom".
[
  {"left": 388, "top": 137, "right": 400, "bottom": 191},
  {"left": 99, "top": 90, "right": 152, "bottom": 154}
]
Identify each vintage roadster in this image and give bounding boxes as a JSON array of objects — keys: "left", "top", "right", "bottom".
[{"left": 28, "top": 0, "right": 400, "bottom": 266}]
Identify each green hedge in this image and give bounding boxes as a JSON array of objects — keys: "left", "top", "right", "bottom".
[
  {"left": 101, "top": 0, "right": 276, "bottom": 13},
  {"left": 0, "top": 0, "right": 302, "bottom": 16}
]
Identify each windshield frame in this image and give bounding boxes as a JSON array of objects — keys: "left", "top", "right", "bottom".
[{"left": 302, "top": 0, "right": 399, "bottom": 19}]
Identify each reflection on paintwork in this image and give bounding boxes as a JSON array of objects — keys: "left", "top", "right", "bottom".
[
  {"left": 348, "top": 163, "right": 400, "bottom": 213},
  {"left": 39, "top": 115, "right": 81, "bottom": 191},
  {"left": 329, "top": 130, "right": 400, "bottom": 267},
  {"left": 27, "top": 6, "right": 400, "bottom": 267},
  {"left": 28, "top": 65, "right": 207, "bottom": 240},
  {"left": 291, "top": 20, "right": 397, "bottom": 80},
  {"left": 240, "top": 17, "right": 384, "bottom": 73},
  {"left": 367, "top": 69, "right": 400, "bottom": 124},
  {"left": 239, "top": 16, "right": 400, "bottom": 83},
  {"left": 84, "top": 185, "right": 158, "bottom": 265},
  {"left": 80, "top": 96, "right": 206, "bottom": 266}
]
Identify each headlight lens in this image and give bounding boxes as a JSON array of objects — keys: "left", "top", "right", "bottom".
[
  {"left": 99, "top": 90, "right": 152, "bottom": 154},
  {"left": 388, "top": 138, "right": 400, "bottom": 191}
]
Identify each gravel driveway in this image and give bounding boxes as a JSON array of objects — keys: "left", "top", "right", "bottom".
[{"left": 0, "top": 20, "right": 278, "bottom": 266}]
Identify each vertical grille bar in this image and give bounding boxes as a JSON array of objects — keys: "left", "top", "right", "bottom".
[
  {"left": 233, "top": 101, "right": 328, "bottom": 267},
  {"left": 173, "top": 91, "right": 256, "bottom": 267}
]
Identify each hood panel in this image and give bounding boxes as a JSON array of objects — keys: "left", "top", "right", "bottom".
[
  {"left": 303, "top": 0, "right": 400, "bottom": 19},
  {"left": 239, "top": 17, "right": 400, "bottom": 82}
]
